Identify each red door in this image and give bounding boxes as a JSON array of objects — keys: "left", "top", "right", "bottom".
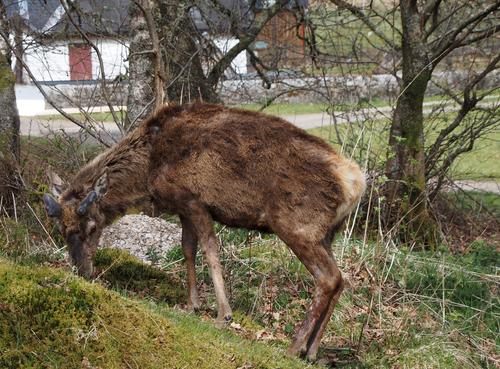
[{"left": 69, "top": 43, "right": 92, "bottom": 80}]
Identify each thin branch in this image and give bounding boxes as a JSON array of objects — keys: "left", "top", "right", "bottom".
[
  {"left": 456, "top": 25, "right": 500, "bottom": 47},
  {"left": 330, "top": 0, "right": 399, "bottom": 51},
  {"left": 426, "top": 54, "right": 500, "bottom": 178},
  {"left": 247, "top": 48, "right": 272, "bottom": 89},
  {"left": 206, "top": 0, "right": 288, "bottom": 87},
  {"left": 432, "top": 1, "right": 500, "bottom": 60}
]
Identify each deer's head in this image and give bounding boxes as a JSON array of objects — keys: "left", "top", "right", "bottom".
[{"left": 43, "top": 171, "right": 108, "bottom": 278}]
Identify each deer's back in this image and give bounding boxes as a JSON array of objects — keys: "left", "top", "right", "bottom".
[{"left": 147, "top": 103, "right": 361, "bottom": 233}]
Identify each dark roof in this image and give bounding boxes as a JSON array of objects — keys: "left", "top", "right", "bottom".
[
  {"left": 191, "top": 0, "right": 251, "bottom": 34},
  {"left": 4, "top": 0, "right": 129, "bottom": 37},
  {"left": 5, "top": 0, "right": 308, "bottom": 37},
  {"left": 4, "top": 0, "right": 61, "bottom": 32}
]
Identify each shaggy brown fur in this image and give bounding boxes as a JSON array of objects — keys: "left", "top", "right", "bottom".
[{"left": 45, "top": 102, "right": 366, "bottom": 361}]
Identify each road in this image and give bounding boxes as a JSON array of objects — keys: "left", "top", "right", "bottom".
[{"left": 21, "top": 98, "right": 498, "bottom": 138}]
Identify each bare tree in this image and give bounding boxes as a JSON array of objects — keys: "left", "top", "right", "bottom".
[
  {"left": 324, "top": 0, "right": 500, "bottom": 244},
  {"left": 126, "top": 0, "right": 290, "bottom": 127}
]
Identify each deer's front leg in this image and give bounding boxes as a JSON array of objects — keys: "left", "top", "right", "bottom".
[
  {"left": 183, "top": 200, "right": 232, "bottom": 327},
  {"left": 180, "top": 215, "right": 201, "bottom": 311}
]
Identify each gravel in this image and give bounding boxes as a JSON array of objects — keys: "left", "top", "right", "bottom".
[{"left": 99, "top": 214, "right": 182, "bottom": 263}]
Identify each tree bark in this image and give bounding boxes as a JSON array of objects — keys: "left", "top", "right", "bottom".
[
  {"left": 126, "top": 0, "right": 219, "bottom": 130},
  {"left": 125, "top": 0, "right": 157, "bottom": 131},
  {"left": 385, "top": 0, "right": 437, "bottom": 245},
  {"left": 0, "top": 4, "right": 21, "bottom": 213},
  {"left": 155, "top": 0, "right": 219, "bottom": 103}
]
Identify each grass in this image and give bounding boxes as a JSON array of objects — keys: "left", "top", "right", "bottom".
[
  {"left": 0, "top": 256, "right": 321, "bottom": 369},
  {"left": 28, "top": 92, "right": 499, "bottom": 122},
  {"left": 0, "top": 186, "right": 498, "bottom": 368},
  {"left": 1, "top": 220, "right": 498, "bottom": 368},
  {"left": 230, "top": 102, "right": 330, "bottom": 115},
  {"left": 309, "top": 110, "right": 500, "bottom": 180}
]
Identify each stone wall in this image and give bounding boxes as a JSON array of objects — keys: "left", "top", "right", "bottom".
[
  {"left": 39, "top": 69, "right": 500, "bottom": 108},
  {"left": 218, "top": 70, "right": 500, "bottom": 105},
  {"left": 40, "top": 81, "right": 128, "bottom": 109}
]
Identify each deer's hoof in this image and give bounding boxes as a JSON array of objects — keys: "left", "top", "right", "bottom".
[{"left": 215, "top": 314, "right": 232, "bottom": 328}]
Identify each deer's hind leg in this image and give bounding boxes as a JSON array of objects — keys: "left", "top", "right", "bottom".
[{"left": 271, "top": 221, "right": 343, "bottom": 361}]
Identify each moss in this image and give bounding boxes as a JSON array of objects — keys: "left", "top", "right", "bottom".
[
  {"left": 0, "top": 54, "right": 15, "bottom": 91},
  {"left": 0, "top": 258, "right": 321, "bottom": 369},
  {"left": 93, "top": 248, "right": 186, "bottom": 304}
]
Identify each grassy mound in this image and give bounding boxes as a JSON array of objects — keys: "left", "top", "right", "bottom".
[
  {"left": 94, "top": 248, "right": 186, "bottom": 303},
  {"left": 0, "top": 258, "right": 320, "bottom": 369}
]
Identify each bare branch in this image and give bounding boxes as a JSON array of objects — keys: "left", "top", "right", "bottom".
[
  {"left": 247, "top": 48, "right": 272, "bottom": 89},
  {"left": 206, "top": 0, "right": 288, "bottom": 87},
  {"left": 329, "top": 0, "right": 399, "bottom": 51},
  {"left": 61, "top": 0, "right": 123, "bottom": 129},
  {"left": 432, "top": 1, "right": 500, "bottom": 60},
  {"left": 426, "top": 54, "right": 500, "bottom": 176}
]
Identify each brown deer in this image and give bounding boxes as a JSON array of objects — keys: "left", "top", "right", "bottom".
[{"left": 43, "top": 102, "right": 366, "bottom": 361}]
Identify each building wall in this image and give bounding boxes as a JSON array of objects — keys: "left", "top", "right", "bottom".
[
  {"left": 91, "top": 39, "right": 129, "bottom": 80},
  {"left": 23, "top": 37, "right": 70, "bottom": 81},
  {"left": 253, "top": 10, "right": 305, "bottom": 69},
  {"left": 21, "top": 36, "right": 129, "bottom": 82}
]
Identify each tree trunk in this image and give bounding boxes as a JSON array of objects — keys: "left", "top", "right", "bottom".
[
  {"left": 0, "top": 5, "right": 21, "bottom": 214},
  {"left": 125, "top": 0, "right": 157, "bottom": 131},
  {"left": 385, "top": 0, "right": 437, "bottom": 246},
  {"left": 126, "top": 0, "right": 219, "bottom": 130},
  {"left": 155, "top": 0, "right": 219, "bottom": 103}
]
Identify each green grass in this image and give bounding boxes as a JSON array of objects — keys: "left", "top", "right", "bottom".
[
  {"left": 0, "top": 187, "right": 498, "bottom": 368},
  {"left": 0, "top": 257, "right": 320, "bottom": 369},
  {"left": 230, "top": 102, "right": 329, "bottom": 115},
  {"left": 30, "top": 111, "right": 124, "bottom": 123},
  {"left": 2, "top": 235, "right": 497, "bottom": 368},
  {"left": 28, "top": 93, "right": 499, "bottom": 123},
  {"left": 446, "top": 191, "right": 500, "bottom": 219},
  {"left": 309, "top": 111, "right": 500, "bottom": 180}
]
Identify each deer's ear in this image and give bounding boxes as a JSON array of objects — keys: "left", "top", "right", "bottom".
[
  {"left": 47, "top": 170, "right": 66, "bottom": 198},
  {"left": 43, "top": 193, "right": 62, "bottom": 218}
]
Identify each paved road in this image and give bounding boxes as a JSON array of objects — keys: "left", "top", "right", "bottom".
[{"left": 21, "top": 98, "right": 498, "bottom": 139}]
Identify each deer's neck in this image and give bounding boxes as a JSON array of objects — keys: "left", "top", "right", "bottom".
[{"left": 73, "top": 127, "right": 152, "bottom": 222}]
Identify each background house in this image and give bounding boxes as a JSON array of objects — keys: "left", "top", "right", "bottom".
[
  {"left": 4, "top": 0, "right": 308, "bottom": 115},
  {"left": 6, "top": 0, "right": 131, "bottom": 83}
]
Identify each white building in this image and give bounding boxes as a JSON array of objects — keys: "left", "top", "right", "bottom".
[{"left": 6, "top": 0, "right": 248, "bottom": 115}]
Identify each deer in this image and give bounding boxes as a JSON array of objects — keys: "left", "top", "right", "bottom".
[{"left": 43, "top": 102, "right": 366, "bottom": 361}]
